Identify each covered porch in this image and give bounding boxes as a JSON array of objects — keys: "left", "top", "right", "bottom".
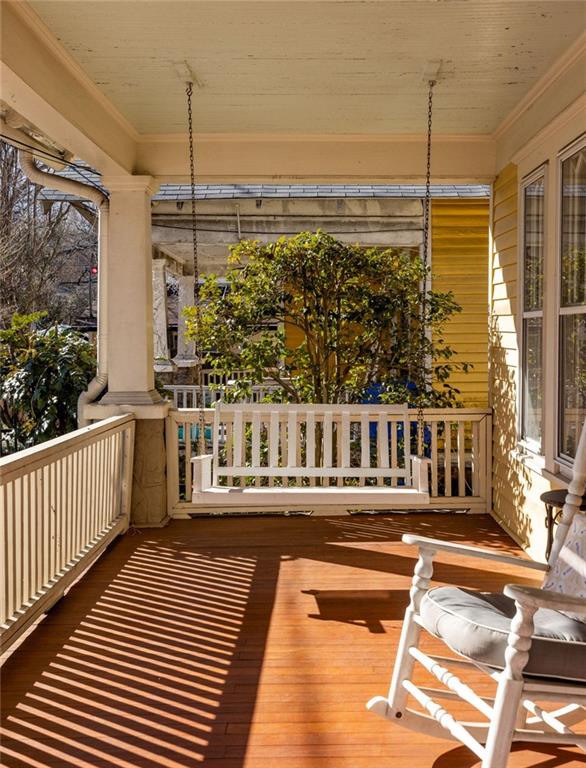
[{"left": 1, "top": 0, "right": 585, "bottom": 765}]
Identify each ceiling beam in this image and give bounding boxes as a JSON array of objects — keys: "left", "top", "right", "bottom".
[{"left": 136, "top": 133, "right": 496, "bottom": 184}]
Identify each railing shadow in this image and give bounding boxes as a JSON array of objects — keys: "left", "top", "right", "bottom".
[{"left": 1, "top": 528, "right": 279, "bottom": 766}]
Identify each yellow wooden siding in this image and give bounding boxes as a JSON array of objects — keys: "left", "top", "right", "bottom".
[
  {"left": 431, "top": 199, "right": 489, "bottom": 407},
  {"left": 490, "top": 163, "right": 558, "bottom": 559}
]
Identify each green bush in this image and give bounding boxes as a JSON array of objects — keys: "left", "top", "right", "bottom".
[{"left": 0, "top": 312, "right": 95, "bottom": 454}]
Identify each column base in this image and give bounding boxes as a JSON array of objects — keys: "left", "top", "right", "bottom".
[
  {"left": 100, "top": 388, "right": 164, "bottom": 406},
  {"left": 154, "top": 360, "right": 177, "bottom": 373},
  {"left": 173, "top": 355, "right": 200, "bottom": 368}
]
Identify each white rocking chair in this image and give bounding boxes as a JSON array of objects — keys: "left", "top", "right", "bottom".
[{"left": 367, "top": 419, "right": 586, "bottom": 768}]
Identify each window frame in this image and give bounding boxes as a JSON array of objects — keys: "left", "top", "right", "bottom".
[
  {"left": 555, "top": 134, "right": 586, "bottom": 469},
  {"left": 518, "top": 163, "right": 548, "bottom": 456}
]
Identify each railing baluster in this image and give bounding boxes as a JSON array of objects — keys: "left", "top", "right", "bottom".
[
  {"left": 6, "top": 481, "right": 15, "bottom": 621},
  {"left": 360, "top": 413, "right": 369, "bottom": 487},
  {"left": 268, "top": 411, "right": 279, "bottom": 488},
  {"left": 306, "top": 411, "right": 316, "bottom": 488},
  {"left": 184, "top": 420, "right": 192, "bottom": 499},
  {"left": 444, "top": 421, "right": 452, "bottom": 497},
  {"left": 22, "top": 473, "right": 30, "bottom": 608},
  {"left": 0, "top": 480, "right": 8, "bottom": 624},
  {"left": 341, "top": 411, "right": 350, "bottom": 469},
  {"left": 252, "top": 411, "right": 261, "bottom": 487},
  {"left": 472, "top": 420, "right": 480, "bottom": 497},
  {"left": 280, "top": 417, "right": 288, "bottom": 487},
  {"left": 458, "top": 422, "right": 466, "bottom": 497},
  {"left": 390, "top": 419, "right": 398, "bottom": 488},
  {"left": 377, "top": 414, "right": 389, "bottom": 486},
  {"left": 431, "top": 421, "right": 438, "bottom": 496}
]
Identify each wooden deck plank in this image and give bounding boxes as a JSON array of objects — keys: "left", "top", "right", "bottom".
[{"left": 1, "top": 514, "right": 583, "bottom": 768}]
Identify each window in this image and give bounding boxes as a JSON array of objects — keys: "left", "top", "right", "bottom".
[
  {"left": 558, "top": 142, "right": 586, "bottom": 461},
  {"left": 521, "top": 172, "right": 545, "bottom": 451}
]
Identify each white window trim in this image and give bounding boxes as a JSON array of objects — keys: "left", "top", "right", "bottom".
[
  {"left": 517, "top": 163, "right": 547, "bottom": 456},
  {"left": 555, "top": 134, "right": 586, "bottom": 471}
]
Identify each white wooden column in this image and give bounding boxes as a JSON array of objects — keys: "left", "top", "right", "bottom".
[
  {"left": 174, "top": 275, "right": 198, "bottom": 367},
  {"left": 101, "top": 176, "right": 163, "bottom": 405},
  {"left": 152, "top": 259, "right": 174, "bottom": 372}
]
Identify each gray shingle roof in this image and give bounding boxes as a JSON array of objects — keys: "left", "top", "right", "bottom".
[{"left": 38, "top": 164, "right": 490, "bottom": 202}]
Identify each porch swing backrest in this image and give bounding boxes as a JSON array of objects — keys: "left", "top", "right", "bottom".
[{"left": 211, "top": 402, "right": 415, "bottom": 485}]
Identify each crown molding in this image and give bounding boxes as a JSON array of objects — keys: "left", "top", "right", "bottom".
[
  {"left": 10, "top": 0, "right": 139, "bottom": 141},
  {"left": 493, "top": 31, "right": 586, "bottom": 142},
  {"left": 136, "top": 132, "right": 495, "bottom": 145},
  {"left": 510, "top": 93, "right": 586, "bottom": 166}
]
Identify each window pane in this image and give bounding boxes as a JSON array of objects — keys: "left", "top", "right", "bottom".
[
  {"left": 523, "top": 177, "right": 544, "bottom": 312},
  {"left": 559, "top": 314, "right": 586, "bottom": 460},
  {"left": 522, "top": 317, "right": 543, "bottom": 447},
  {"left": 561, "top": 147, "right": 586, "bottom": 308}
]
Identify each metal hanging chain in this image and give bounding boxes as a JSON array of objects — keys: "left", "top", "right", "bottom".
[
  {"left": 417, "top": 79, "right": 436, "bottom": 457},
  {"left": 186, "top": 81, "right": 206, "bottom": 454}
]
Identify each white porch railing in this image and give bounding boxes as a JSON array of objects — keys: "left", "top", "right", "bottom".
[
  {"left": 166, "top": 407, "right": 492, "bottom": 515},
  {"left": 0, "top": 414, "right": 135, "bottom": 652},
  {"left": 164, "top": 380, "right": 283, "bottom": 409}
]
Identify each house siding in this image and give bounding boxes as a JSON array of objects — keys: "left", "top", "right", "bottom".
[
  {"left": 489, "top": 163, "right": 553, "bottom": 560},
  {"left": 431, "top": 199, "right": 489, "bottom": 407}
]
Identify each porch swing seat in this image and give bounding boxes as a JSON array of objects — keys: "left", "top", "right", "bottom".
[{"left": 191, "top": 402, "right": 431, "bottom": 508}]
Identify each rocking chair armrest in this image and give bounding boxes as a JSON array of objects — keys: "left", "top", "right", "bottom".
[
  {"left": 402, "top": 534, "right": 549, "bottom": 573},
  {"left": 504, "top": 584, "right": 586, "bottom": 615}
]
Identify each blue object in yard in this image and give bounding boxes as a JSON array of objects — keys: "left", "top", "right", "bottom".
[
  {"left": 361, "top": 381, "right": 432, "bottom": 458},
  {"left": 178, "top": 424, "right": 213, "bottom": 442}
]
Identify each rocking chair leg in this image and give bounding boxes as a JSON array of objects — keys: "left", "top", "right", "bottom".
[
  {"left": 482, "top": 677, "right": 524, "bottom": 768},
  {"left": 378, "top": 546, "right": 436, "bottom": 718},
  {"left": 482, "top": 599, "right": 537, "bottom": 768},
  {"left": 387, "top": 605, "right": 421, "bottom": 715}
]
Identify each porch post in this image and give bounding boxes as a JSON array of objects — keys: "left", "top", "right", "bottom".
[
  {"left": 174, "top": 274, "right": 198, "bottom": 367},
  {"left": 98, "top": 175, "right": 169, "bottom": 527},
  {"left": 152, "top": 258, "right": 175, "bottom": 372},
  {"left": 100, "top": 175, "right": 162, "bottom": 404}
]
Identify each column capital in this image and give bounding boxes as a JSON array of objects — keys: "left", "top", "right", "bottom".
[{"left": 102, "top": 175, "right": 160, "bottom": 197}]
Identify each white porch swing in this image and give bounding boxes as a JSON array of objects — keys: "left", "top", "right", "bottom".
[{"left": 185, "top": 82, "right": 440, "bottom": 509}]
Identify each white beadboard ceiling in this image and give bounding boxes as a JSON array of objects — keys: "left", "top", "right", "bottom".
[{"left": 29, "top": 0, "right": 585, "bottom": 135}]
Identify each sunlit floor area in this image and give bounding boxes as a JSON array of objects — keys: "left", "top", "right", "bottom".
[{"left": 1, "top": 513, "right": 584, "bottom": 768}]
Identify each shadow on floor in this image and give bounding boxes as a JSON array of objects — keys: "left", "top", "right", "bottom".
[{"left": 0, "top": 513, "right": 578, "bottom": 767}]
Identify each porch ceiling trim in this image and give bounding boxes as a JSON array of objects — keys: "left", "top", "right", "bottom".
[{"left": 493, "top": 30, "right": 586, "bottom": 141}]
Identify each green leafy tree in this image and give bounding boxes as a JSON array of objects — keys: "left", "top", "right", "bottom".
[
  {"left": 186, "top": 231, "right": 469, "bottom": 405},
  {"left": 0, "top": 312, "right": 96, "bottom": 454}
]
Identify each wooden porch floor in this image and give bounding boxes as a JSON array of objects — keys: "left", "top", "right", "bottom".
[{"left": 1, "top": 513, "right": 583, "bottom": 768}]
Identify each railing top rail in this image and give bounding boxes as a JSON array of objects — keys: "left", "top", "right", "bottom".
[
  {"left": 216, "top": 403, "right": 410, "bottom": 414},
  {"left": 0, "top": 414, "right": 135, "bottom": 480},
  {"left": 169, "top": 406, "right": 491, "bottom": 420}
]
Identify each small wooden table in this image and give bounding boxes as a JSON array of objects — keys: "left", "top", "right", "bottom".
[{"left": 540, "top": 489, "right": 586, "bottom": 561}]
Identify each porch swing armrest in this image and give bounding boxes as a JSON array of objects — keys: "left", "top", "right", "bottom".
[
  {"left": 402, "top": 534, "right": 549, "bottom": 573},
  {"left": 505, "top": 584, "right": 586, "bottom": 615},
  {"left": 191, "top": 454, "right": 216, "bottom": 492},
  {"left": 411, "top": 457, "right": 431, "bottom": 493}
]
